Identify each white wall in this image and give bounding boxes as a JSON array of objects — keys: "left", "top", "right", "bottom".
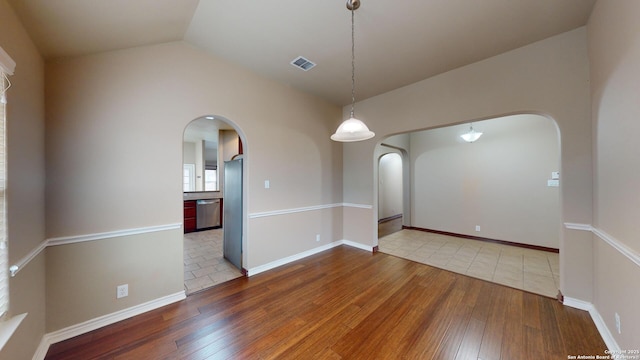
[
  {"left": 183, "top": 142, "right": 196, "bottom": 164},
  {"left": 410, "top": 114, "right": 560, "bottom": 249},
  {"left": 588, "top": 0, "right": 640, "bottom": 349}
]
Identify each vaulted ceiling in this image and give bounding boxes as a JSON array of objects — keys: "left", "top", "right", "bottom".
[{"left": 8, "top": 0, "right": 596, "bottom": 106}]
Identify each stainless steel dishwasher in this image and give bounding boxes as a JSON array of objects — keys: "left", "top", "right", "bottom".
[{"left": 196, "top": 199, "right": 221, "bottom": 229}]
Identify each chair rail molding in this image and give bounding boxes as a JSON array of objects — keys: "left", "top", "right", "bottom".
[{"left": 249, "top": 202, "right": 372, "bottom": 219}]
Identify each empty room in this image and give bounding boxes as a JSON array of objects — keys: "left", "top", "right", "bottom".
[{"left": 0, "top": 0, "right": 638, "bottom": 359}]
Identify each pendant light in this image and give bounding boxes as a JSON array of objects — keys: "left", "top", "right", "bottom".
[
  {"left": 460, "top": 123, "right": 483, "bottom": 143},
  {"left": 331, "top": 0, "right": 375, "bottom": 142}
]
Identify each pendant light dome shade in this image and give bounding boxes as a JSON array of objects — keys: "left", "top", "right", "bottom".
[
  {"left": 331, "top": 117, "right": 375, "bottom": 142},
  {"left": 460, "top": 125, "right": 483, "bottom": 143}
]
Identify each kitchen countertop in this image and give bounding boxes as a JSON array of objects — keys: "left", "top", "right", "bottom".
[{"left": 183, "top": 191, "right": 222, "bottom": 200}]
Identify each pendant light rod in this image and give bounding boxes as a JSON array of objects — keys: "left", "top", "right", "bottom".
[{"left": 349, "top": 3, "right": 356, "bottom": 118}]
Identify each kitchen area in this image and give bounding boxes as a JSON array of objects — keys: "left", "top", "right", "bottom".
[{"left": 182, "top": 116, "right": 243, "bottom": 294}]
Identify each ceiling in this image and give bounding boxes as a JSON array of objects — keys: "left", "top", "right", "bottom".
[{"left": 8, "top": 0, "right": 596, "bottom": 106}]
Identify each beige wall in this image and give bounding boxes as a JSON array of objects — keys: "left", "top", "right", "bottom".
[
  {"left": 409, "top": 115, "right": 560, "bottom": 249},
  {"left": 46, "top": 229, "right": 183, "bottom": 331},
  {"left": 343, "top": 28, "right": 592, "bottom": 299},
  {"left": 0, "top": 0, "right": 47, "bottom": 359},
  {"left": 588, "top": 0, "right": 640, "bottom": 349},
  {"left": 45, "top": 41, "right": 342, "bottom": 332}
]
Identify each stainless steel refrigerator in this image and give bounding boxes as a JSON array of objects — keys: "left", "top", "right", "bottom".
[{"left": 223, "top": 158, "right": 243, "bottom": 270}]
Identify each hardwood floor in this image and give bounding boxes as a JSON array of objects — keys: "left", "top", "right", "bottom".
[{"left": 45, "top": 246, "right": 606, "bottom": 359}]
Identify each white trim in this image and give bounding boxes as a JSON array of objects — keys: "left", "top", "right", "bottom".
[
  {"left": 10, "top": 223, "right": 182, "bottom": 278},
  {"left": 0, "top": 313, "right": 26, "bottom": 351},
  {"left": 0, "top": 47, "right": 15, "bottom": 75},
  {"left": 341, "top": 239, "right": 375, "bottom": 252},
  {"left": 342, "top": 203, "right": 373, "bottom": 209},
  {"left": 32, "top": 291, "right": 186, "bottom": 360},
  {"left": 562, "top": 296, "right": 593, "bottom": 311},
  {"left": 246, "top": 240, "right": 373, "bottom": 276},
  {"left": 249, "top": 203, "right": 343, "bottom": 219},
  {"left": 47, "top": 223, "right": 182, "bottom": 246},
  {"left": 564, "top": 223, "right": 640, "bottom": 267},
  {"left": 563, "top": 297, "right": 620, "bottom": 352},
  {"left": 592, "top": 227, "right": 640, "bottom": 268},
  {"left": 32, "top": 338, "right": 49, "bottom": 360},
  {"left": 563, "top": 222, "right": 592, "bottom": 231},
  {"left": 10, "top": 241, "right": 46, "bottom": 277},
  {"left": 248, "top": 202, "right": 372, "bottom": 219}
]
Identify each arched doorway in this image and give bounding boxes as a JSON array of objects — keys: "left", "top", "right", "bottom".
[
  {"left": 182, "top": 115, "right": 247, "bottom": 294},
  {"left": 375, "top": 114, "right": 562, "bottom": 298},
  {"left": 378, "top": 152, "right": 404, "bottom": 237}
]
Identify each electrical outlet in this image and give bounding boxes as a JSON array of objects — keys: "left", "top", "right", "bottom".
[
  {"left": 615, "top": 312, "right": 621, "bottom": 334},
  {"left": 316, "top": 234, "right": 321, "bottom": 242},
  {"left": 117, "top": 284, "right": 129, "bottom": 299},
  {"left": 475, "top": 225, "right": 481, "bottom": 232}
]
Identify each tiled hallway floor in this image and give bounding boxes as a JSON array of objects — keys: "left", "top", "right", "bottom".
[
  {"left": 379, "top": 229, "right": 560, "bottom": 298},
  {"left": 183, "top": 229, "right": 243, "bottom": 294}
]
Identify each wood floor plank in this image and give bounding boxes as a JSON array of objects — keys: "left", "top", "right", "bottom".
[
  {"left": 45, "top": 246, "right": 607, "bottom": 360},
  {"left": 478, "top": 284, "right": 509, "bottom": 359},
  {"left": 500, "top": 289, "right": 524, "bottom": 359},
  {"left": 455, "top": 317, "right": 486, "bottom": 360},
  {"left": 404, "top": 279, "right": 468, "bottom": 359},
  {"left": 523, "top": 290, "right": 543, "bottom": 330},
  {"left": 523, "top": 325, "right": 546, "bottom": 360},
  {"left": 431, "top": 303, "right": 474, "bottom": 360},
  {"left": 538, "top": 294, "right": 567, "bottom": 359}
]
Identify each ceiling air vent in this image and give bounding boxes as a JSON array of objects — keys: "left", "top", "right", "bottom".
[{"left": 290, "top": 56, "right": 316, "bottom": 71}]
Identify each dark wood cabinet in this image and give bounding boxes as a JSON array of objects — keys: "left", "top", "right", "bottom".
[{"left": 183, "top": 200, "right": 197, "bottom": 233}]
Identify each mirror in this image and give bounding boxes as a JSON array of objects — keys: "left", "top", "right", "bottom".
[{"left": 183, "top": 116, "right": 235, "bottom": 192}]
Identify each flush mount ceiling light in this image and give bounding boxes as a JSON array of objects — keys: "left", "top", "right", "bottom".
[
  {"left": 460, "top": 124, "right": 483, "bottom": 143},
  {"left": 331, "top": 0, "right": 375, "bottom": 142}
]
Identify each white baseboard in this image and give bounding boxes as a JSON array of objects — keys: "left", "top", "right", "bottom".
[
  {"left": 32, "top": 291, "right": 185, "bottom": 360},
  {"left": 247, "top": 240, "right": 374, "bottom": 276},
  {"left": 340, "top": 240, "right": 375, "bottom": 252},
  {"left": 563, "top": 296, "right": 620, "bottom": 352}
]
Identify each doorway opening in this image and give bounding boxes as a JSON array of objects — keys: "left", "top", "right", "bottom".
[
  {"left": 378, "top": 152, "right": 404, "bottom": 238},
  {"left": 182, "top": 115, "right": 246, "bottom": 295},
  {"left": 375, "top": 114, "right": 562, "bottom": 298}
]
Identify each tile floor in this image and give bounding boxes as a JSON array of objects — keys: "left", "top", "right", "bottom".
[
  {"left": 378, "top": 229, "right": 560, "bottom": 298},
  {"left": 183, "top": 229, "right": 243, "bottom": 294}
]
